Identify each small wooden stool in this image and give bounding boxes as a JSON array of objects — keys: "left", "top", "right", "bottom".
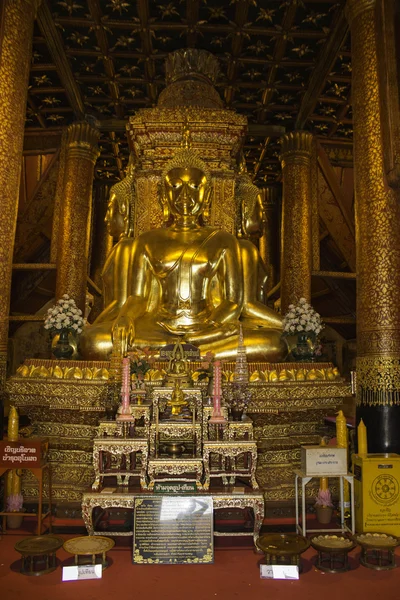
[
  {"left": 14, "top": 535, "right": 63, "bottom": 576},
  {"left": 63, "top": 535, "right": 115, "bottom": 569}
]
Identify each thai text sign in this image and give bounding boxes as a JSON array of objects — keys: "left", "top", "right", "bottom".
[
  {"left": 0, "top": 439, "right": 48, "bottom": 468},
  {"left": 133, "top": 496, "right": 213, "bottom": 564}
]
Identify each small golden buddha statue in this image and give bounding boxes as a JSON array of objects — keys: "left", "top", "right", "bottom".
[
  {"left": 167, "top": 380, "right": 189, "bottom": 417},
  {"left": 81, "top": 149, "right": 287, "bottom": 362},
  {"left": 166, "top": 341, "right": 191, "bottom": 387}
]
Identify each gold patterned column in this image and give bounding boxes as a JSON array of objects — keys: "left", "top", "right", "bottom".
[
  {"left": 346, "top": 0, "right": 400, "bottom": 452},
  {"left": 259, "top": 187, "right": 279, "bottom": 294},
  {"left": 50, "top": 128, "right": 68, "bottom": 263},
  {"left": 56, "top": 121, "right": 100, "bottom": 313},
  {"left": 279, "top": 131, "right": 313, "bottom": 314},
  {"left": 0, "top": 0, "right": 41, "bottom": 386},
  {"left": 90, "top": 183, "right": 113, "bottom": 322}
]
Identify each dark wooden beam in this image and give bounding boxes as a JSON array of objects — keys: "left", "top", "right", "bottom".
[
  {"left": 186, "top": 0, "right": 200, "bottom": 48},
  {"left": 137, "top": 0, "right": 158, "bottom": 105},
  {"left": 87, "top": 0, "right": 124, "bottom": 178},
  {"left": 312, "top": 271, "right": 356, "bottom": 280},
  {"left": 296, "top": 9, "right": 349, "bottom": 129},
  {"left": 36, "top": 0, "right": 85, "bottom": 119},
  {"left": 224, "top": 0, "right": 249, "bottom": 107}
]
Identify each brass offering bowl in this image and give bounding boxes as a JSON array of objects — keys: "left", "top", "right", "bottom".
[{"left": 163, "top": 442, "right": 186, "bottom": 458}]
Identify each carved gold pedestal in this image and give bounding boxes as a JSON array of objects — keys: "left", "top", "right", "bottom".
[{"left": 7, "top": 359, "right": 351, "bottom": 510}]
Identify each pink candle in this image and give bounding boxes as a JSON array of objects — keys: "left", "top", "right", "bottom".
[
  {"left": 209, "top": 360, "right": 226, "bottom": 423},
  {"left": 117, "top": 356, "right": 133, "bottom": 421}
]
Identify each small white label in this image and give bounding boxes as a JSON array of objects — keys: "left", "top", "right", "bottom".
[
  {"left": 62, "top": 564, "right": 102, "bottom": 581},
  {"left": 260, "top": 564, "right": 299, "bottom": 580}
]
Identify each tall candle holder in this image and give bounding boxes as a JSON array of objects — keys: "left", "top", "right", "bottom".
[
  {"left": 117, "top": 356, "right": 135, "bottom": 423},
  {"left": 209, "top": 361, "right": 226, "bottom": 423}
]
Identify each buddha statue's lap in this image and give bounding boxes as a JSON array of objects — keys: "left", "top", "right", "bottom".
[{"left": 80, "top": 149, "right": 287, "bottom": 362}]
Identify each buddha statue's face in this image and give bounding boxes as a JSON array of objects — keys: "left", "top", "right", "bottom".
[
  {"left": 105, "top": 193, "right": 125, "bottom": 240},
  {"left": 242, "top": 193, "right": 266, "bottom": 238},
  {"left": 165, "top": 167, "right": 209, "bottom": 220}
]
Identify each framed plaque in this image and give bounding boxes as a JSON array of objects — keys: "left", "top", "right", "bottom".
[{"left": 133, "top": 496, "right": 213, "bottom": 564}]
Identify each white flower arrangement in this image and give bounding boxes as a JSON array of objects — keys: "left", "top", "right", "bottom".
[
  {"left": 282, "top": 297, "right": 324, "bottom": 337},
  {"left": 44, "top": 294, "right": 85, "bottom": 334}
]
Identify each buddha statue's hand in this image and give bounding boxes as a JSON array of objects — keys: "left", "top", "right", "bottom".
[{"left": 112, "top": 316, "right": 135, "bottom": 354}]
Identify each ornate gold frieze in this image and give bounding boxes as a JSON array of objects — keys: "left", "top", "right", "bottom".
[
  {"left": 254, "top": 421, "right": 320, "bottom": 439},
  {"left": 33, "top": 422, "right": 97, "bottom": 440},
  {"left": 356, "top": 356, "right": 400, "bottom": 406},
  {"left": 257, "top": 448, "right": 301, "bottom": 465},
  {"left": 15, "top": 358, "right": 109, "bottom": 380},
  {"left": 48, "top": 448, "right": 93, "bottom": 464}
]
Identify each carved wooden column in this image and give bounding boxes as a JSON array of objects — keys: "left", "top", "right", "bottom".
[
  {"left": 279, "top": 131, "right": 313, "bottom": 314},
  {"left": 259, "top": 187, "right": 279, "bottom": 294},
  {"left": 0, "top": 0, "right": 41, "bottom": 386},
  {"left": 346, "top": 0, "right": 400, "bottom": 453},
  {"left": 90, "top": 183, "right": 113, "bottom": 322},
  {"left": 56, "top": 122, "right": 100, "bottom": 313}
]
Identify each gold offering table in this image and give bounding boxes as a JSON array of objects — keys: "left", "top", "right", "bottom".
[
  {"left": 256, "top": 533, "right": 310, "bottom": 571},
  {"left": 355, "top": 532, "right": 400, "bottom": 570},
  {"left": 81, "top": 488, "right": 265, "bottom": 547},
  {"left": 203, "top": 441, "right": 258, "bottom": 490},
  {"left": 92, "top": 438, "right": 149, "bottom": 490},
  {"left": 63, "top": 535, "right": 115, "bottom": 569},
  {"left": 310, "top": 535, "right": 356, "bottom": 573},
  {"left": 14, "top": 535, "right": 64, "bottom": 576}
]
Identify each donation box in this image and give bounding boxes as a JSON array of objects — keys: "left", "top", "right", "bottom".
[{"left": 353, "top": 453, "right": 400, "bottom": 536}]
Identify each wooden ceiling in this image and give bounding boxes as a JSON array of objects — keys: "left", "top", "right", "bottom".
[{"left": 26, "top": 0, "right": 352, "bottom": 184}]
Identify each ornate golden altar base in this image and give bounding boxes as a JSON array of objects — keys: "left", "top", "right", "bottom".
[{"left": 6, "top": 359, "right": 351, "bottom": 508}]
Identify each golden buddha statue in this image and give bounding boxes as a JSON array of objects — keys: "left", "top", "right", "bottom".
[
  {"left": 80, "top": 159, "right": 136, "bottom": 357},
  {"left": 167, "top": 380, "right": 189, "bottom": 417},
  {"left": 236, "top": 174, "right": 282, "bottom": 328},
  {"left": 81, "top": 149, "right": 287, "bottom": 362}
]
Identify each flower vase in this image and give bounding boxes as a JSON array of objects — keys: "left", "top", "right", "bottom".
[
  {"left": 52, "top": 329, "right": 74, "bottom": 360},
  {"left": 7, "top": 510, "right": 25, "bottom": 529},
  {"left": 231, "top": 408, "right": 244, "bottom": 422},
  {"left": 315, "top": 505, "right": 333, "bottom": 524},
  {"left": 291, "top": 332, "right": 314, "bottom": 363}
]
